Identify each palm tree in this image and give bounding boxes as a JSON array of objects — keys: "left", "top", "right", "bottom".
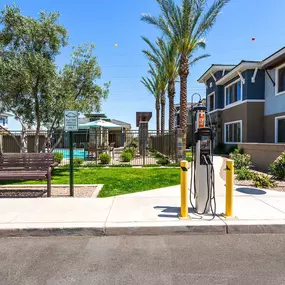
[
  {"left": 141, "top": 75, "right": 160, "bottom": 135},
  {"left": 142, "top": 37, "right": 179, "bottom": 131},
  {"left": 141, "top": 0, "right": 229, "bottom": 151},
  {"left": 148, "top": 63, "right": 168, "bottom": 134}
]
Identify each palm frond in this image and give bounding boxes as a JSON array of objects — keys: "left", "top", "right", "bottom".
[{"left": 194, "top": 0, "right": 229, "bottom": 40}]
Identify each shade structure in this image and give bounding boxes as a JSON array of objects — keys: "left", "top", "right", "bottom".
[{"left": 79, "top": 119, "right": 121, "bottom": 130}]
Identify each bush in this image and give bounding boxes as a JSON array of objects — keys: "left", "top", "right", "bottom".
[
  {"left": 236, "top": 167, "right": 255, "bottom": 181},
  {"left": 124, "top": 147, "right": 137, "bottom": 158},
  {"left": 53, "top": 152, "right": 63, "bottom": 164},
  {"left": 186, "top": 156, "right": 193, "bottom": 163},
  {"left": 269, "top": 152, "right": 285, "bottom": 180},
  {"left": 121, "top": 151, "right": 133, "bottom": 162},
  {"left": 99, "top": 153, "right": 111, "bottom": 164},
  {"left": 157, "top": 157, "right": 170, "bottom": 165},
  {"left": 73, "top": 158, "right": 84, "bottom": 166},
  {"left": 229, "top": 149, "right": 251, "bottom": 170},
  {"left": 253, "top": 173, "right": 277, "bottom": 189}
]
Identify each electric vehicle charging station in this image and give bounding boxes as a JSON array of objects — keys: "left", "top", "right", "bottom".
[{"left": 189, "top": 98, "right": 216, "bottom": 216}]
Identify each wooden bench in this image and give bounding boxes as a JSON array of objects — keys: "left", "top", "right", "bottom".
[{"left": 0, "top": 153, "right": 57, "bottom": 197}]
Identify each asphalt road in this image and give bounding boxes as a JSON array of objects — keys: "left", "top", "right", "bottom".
[{"left": 1, "top": 234, "right": 285, "bottom": 285}]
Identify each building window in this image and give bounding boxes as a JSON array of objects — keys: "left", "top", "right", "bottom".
[
  {"left": 275, "top": 116, "right": 285, "bottom": 143},
  {"left": 224, "top": 120, "right": 242, "bottom": 144},
  {"left": 225, "top": 80, "right": 242, "bottom": 106},
  {"left": 207, "top": 92, "right": 215, "bottom": 112},
  {"left": 276, "top": 63, "right": 285, "bottom": 96}
]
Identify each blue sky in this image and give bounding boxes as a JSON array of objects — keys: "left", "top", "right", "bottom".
[{"left": 3, "top": 0, "right": 285, "bottom": 130}]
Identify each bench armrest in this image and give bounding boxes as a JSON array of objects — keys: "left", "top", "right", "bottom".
[{"left": 50, "top": 162, "right": 59, "bottom": 168}]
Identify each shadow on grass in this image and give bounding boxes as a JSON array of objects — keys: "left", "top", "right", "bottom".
[{"left": 236, "top": 187, "right": 266, "bottom": 195}]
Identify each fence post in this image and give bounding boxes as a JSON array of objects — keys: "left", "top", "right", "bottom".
[{"left": 175, "top": 128, "right": 183, "bottom": 163}]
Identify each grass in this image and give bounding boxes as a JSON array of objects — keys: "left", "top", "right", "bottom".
[{"left": 0, "top": 167, "right": 180, "bottom": 198}]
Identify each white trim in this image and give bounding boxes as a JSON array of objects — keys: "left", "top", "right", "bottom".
[
  {"left": 224, "top": 79, "right": 243, "bottom": 108},
  {"left": 197, "top": 65, "right": 235, "bottom": 83},
  {"left": 210, "top": 72, "right": 217, "bottom": 82},
  {"left": 207, "top": 99, "right": 265, "bottom": 113},
  {"left": 224, "top": 120, "right": 242, "bottom": 144},
  {"left": 275, "top": 115, "right": 285, "bottom": 143},
  {"left": 251, "top": 67, "right": 258, "bottom": 83},
  {"left": 275, "top": 62, "right": 285, "bottom": 96},
  {"left": 262, "top": 47, "right": 285, "bottom": 67},
  {"left": 207, "top": 91, "right": 215, "bottom": 112},
  {"left": 222, "top": 69, "right": 226, "bottom": 76},
  {"left": 237, "top": 71, "right": 245, "bottom": 84},
  {"left": 216, "top": 62, "right": 261, "bottom": 85}
]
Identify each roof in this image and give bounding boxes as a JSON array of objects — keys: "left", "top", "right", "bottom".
[
  {"left": 111, "top": 119, "right": 131, "bottom": 129},
  {"left": 262, "top": 46, "right": 285, "bottom": 69},
  {"left": 197, "top": 64, "right": 236, "bottom": 83},
  {"left": 216, "top": 61, "right": 261, "bottom": 85}
]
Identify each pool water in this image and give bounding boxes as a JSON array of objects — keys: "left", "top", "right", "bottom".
[{"left": 53, "top": 149, "right": 88, "bottom": 159}]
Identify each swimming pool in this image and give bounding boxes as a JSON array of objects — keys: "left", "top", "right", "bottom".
[{"left": 53, "top": 148, "right": 88, "bottom": 159}]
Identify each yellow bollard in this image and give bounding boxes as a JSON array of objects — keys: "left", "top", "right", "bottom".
[
  {"left": 225, "top": 159, "right": 234, "bottom": 217},
  {"left": 180, "top": 160, "right": 189, "bottom": 219}
]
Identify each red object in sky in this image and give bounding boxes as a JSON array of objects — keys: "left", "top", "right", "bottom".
[{"left": 252, "top": 37, "right": 256, "bottom": 41}]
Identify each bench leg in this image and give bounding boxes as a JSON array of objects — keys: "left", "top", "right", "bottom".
[{"left": 47, "top": 169, "right": 51, "bottom": 197}]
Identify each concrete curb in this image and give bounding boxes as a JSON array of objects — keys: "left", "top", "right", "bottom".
[{"left": 2, "top": 221, "right": 285, "bottom": 237}]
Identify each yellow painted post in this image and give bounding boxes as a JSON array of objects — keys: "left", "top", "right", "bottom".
[
  {"left": 180, "top": 160, "right": 189, "bottom": 218},
  {"left": 226, "top": 159, "right": 234, "bottom": 217}
]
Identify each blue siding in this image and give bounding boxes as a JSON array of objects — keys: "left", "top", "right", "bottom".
[
  {"left": 244, "top": 69, "right": 265, "bottom": 100},
  {"left": 206, "top": 71, "right": 225, "bottom": 110}
]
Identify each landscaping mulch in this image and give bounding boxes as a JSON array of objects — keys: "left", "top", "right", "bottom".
[
  {"left": 0, "top": 186, "right": 97, "bottom": 198},
  {"left": 220, "top": 157, "right": 285, "bottom": 192}
]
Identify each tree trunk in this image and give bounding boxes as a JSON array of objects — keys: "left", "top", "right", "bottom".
[
  {"left": 179, "top": 53, "right": 189, "bottom": 155},
  {"left": 33, "top": 79, "right": 41, "bottom": 153},
  {"left": 20, "top": 125, "right": 28, "bottom": 153},
  {"left": 161, "top": 91, "right": 166, "bottom": 134},
  {"left": 155, "top": 96, "right": 160, "bottom": 135},
  {"left": 168, "top": 79, "right": 175, "bottom": 131}
]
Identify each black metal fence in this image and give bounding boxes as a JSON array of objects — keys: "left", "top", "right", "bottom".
[
  {"left": 0, "top": 129, "right": 178, "bottom": 166},
  {"left": 149, "top": 131, "right": 177, "bottom": 162}
]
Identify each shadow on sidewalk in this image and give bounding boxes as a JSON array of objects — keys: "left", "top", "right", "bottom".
[
  {"left": 236, "top": 187, "right": 266, "bottom": 195},
  {"left": 154, "top": 206, "right": 203, "bottom": 219}
]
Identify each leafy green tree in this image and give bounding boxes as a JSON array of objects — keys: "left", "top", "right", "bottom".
[
  {"left": 142, "top": 0, "right": 228, "bottom": 152},
  {"left": 42, "top": 43, "right": 110, "bottom": 151},
  {"left": 0, "top": 5, "right": 109, "bottom": 152}
]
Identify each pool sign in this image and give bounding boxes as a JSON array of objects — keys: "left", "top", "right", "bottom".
[{"left": 64, "top": 110, "right": 78, "bottom": 132}]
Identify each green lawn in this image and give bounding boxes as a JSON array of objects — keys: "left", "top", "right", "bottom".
[{"left": 0, "top": 168, "right": 180, "bottom": 198}]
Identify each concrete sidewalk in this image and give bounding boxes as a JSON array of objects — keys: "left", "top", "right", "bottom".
[{"left": 1, "top": 156, "right": 285, "bottom": 236}]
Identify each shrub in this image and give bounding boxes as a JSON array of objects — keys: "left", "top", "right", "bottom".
[
  {"left": 53, "top": 152, "right": 63, "bottom": 164},
  {"left": 157, "top": 157, "right": 170, "bottom": 165},
  {"left": 269, "top": 152, "right": 285, "bottom": 180},
  {"left": 229, "top": 150, "right": 251, "bottom": 170},
  {"left": 186, "top": 156, "right": 193, "bottom": 163},
  {"left": 73, "top": 158, "right": 84, "bottom": 166},
  {"left": 109, "top": 164, "right": 132, "bottom": 168},
  {"left": 121, "top": 151, "right": 133, "bottom": 162},
  {"left": 253, "top": 173, "right": 277, "bottom": 189},
  {"left": 236, "top": 167, "right": 255, "bottom": 181},
  {"left": 124, "top": 147, "right": 137, "bottom": 158},
  {"left": 99, "top": 153, "right": 111, "bottom": 164}
]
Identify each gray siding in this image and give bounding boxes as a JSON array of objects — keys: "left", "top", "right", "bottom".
[{"left": 265, "top": 68, "right": 285, "bottom": 115}]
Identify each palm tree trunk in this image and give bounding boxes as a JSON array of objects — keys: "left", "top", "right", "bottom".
[
  {"left": 155, "top": 96, "right": 160, "bottom": 135},
  {"left": 179, "top": 53, "right": 189, "bottom": 155},
  {"left": 168, "top": 79, "right": 175, "bottom": 131},
  {"left": 161, "top": 91, "right": 165, "bottom": 134}
]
